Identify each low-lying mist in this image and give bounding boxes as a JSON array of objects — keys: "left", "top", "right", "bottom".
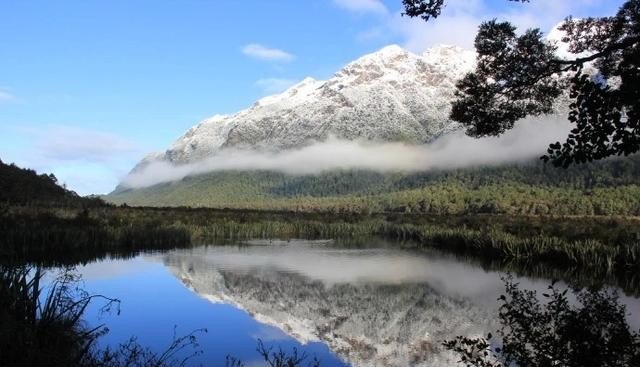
[{"left": 121, "top": 118, "right": 571, "bottom": 189}]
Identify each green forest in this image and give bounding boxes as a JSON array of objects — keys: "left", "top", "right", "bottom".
[
  {"left": 0, "top": 159, "right": 104, "bottom": 208},
  {"left": 107, "top": 155, "right": 640, "bottom": 216}
]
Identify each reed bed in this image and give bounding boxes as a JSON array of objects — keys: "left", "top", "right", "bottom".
[
  {"left": 1, "top": 206, "right": 638, "bottom": 288},
  {"left": 375, "top": 222, "right": 640, "bottom": 274}
]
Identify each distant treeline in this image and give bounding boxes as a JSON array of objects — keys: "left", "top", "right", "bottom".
[
  {"left": 0, "top": 159, "right": 106, "bottom": 208},
  {"left": 270, "top": 155, "right": 640, "bottom": 195},
  {"left": 108, "top": 156, "right": 640, "bottom": 216}
]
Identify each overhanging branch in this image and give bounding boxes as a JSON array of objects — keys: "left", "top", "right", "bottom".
[{"left": 550, "top": 36, "right": 640, "bottom": 66}]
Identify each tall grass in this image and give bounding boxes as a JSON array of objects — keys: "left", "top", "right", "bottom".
[
  {"left": 0, "top": 210, "right": 192, "bottom": 266},
  {"left": 1, "top": 205, "right": 639, "bottom": 292},
  {"left": 0, "top": 266, "right": 117, "bottom": 366},
  {"left": 0, "top": 265, "right": 208, "bottom": 367},
  {"left": 375, "top": 222, "right": 640, "bottom": 275}
]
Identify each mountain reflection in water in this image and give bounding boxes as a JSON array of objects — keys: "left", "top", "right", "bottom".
[{"left": 162, "top": 240, "right": 553, "bottom": 367}]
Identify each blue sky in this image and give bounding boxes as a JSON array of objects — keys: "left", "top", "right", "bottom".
[{"left": 0, "top": 0, "right": 622, "bottom": 194}]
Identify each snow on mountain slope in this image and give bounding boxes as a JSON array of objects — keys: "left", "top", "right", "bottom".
[{"left": 141, "top": 44, "right": 476, "bottom": 166}]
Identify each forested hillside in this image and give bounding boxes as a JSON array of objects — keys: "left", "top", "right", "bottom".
[
  {"left": 0, "top": 159, "right": 104, "bottom": 207},
  {"left": 108, "top": 156, "right": 640, "bottom": 216}
]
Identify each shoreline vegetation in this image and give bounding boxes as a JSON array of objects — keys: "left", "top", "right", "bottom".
[{"left": 2, "top": 204, "right": 639, "bottom": 294}]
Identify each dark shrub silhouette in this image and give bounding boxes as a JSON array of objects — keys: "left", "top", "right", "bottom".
[{"left": 444, "top": 277, "right": 640, "bottom": 367}]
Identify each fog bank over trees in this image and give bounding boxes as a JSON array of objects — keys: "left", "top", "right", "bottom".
[{"left": 123, "top": 118, "right": 570, "bottom": 189}]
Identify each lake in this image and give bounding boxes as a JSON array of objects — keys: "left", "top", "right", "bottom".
[{"left": 68, "top": 240, "right": 640, "bottom": 367}]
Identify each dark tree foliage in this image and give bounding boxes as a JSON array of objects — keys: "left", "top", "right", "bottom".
[
  {"left": 444, "top": 278, "right": 640, "bottom": 367},
  {"left": 401, "top": 0, "right": 445, "bottom": 21},
  {"left": 402, "top": 0, "right": 530, "bottom": 21},
  {"left": 451, "top": 21, "right": 563, "bottom": 137},
  {"left": 0, "top": 159, "right": 106, "bottom": 207},
  {"left": 403, "top": 0, "right": 640, "bottom": 167}
]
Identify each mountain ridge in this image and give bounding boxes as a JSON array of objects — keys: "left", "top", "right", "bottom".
[
  {"left": 105, "top": 34, "right": 638, "bottom": 212},
  {"left": 132, "top": 44, "right": 476, "bottom": 171}
]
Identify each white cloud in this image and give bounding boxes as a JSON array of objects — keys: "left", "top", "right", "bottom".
[
  {"left": 333, "top": 0, "right": 388, "bottom": 15},
  {"left": 0, "top": 87, "right": 18, "bottom": 104},
  {"left": 390, "top": 12, "right": 481, "bottom": 51},
  {"left": 242, "top": 43, "right": 295, "bottom": 62},
  {"left": 34, "top": 125, "right": 139, "bottom": 162},
  {"left": 255, "top": 78, "right": 298, "bottom": 94},
  {"left": 356, "top": 27, "right": 388, "bottom": 42},
  {"left": 122, "top": 117, "right": 571, "bottom": 189}
]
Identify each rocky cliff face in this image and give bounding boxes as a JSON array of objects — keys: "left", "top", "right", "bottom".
[{"left": 136, "top": 44, "right": 475, "bottom": 168}]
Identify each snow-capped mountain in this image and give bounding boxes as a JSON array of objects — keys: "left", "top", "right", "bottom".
[{"left": 136, "top": 44, "right": 475, "bottom": 167}]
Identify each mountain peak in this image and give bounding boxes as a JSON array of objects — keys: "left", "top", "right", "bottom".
[
  {"left": 128, "top": 43, "right": 477, "bottom": 166},
  {"left": 346, "top": 44, "right": 413, "bottom": 66},
  {"left": 423, "top": 44, "right": 474, "bottom": 60},
  {"left": 289, "top": 76, "right": 319, "bottom": 92},
  {"left": 375, "top": 44, "right": 408, "bottom": 56},
  {"left": 424, "top": 44, "right": 466, "bottom": 55}
]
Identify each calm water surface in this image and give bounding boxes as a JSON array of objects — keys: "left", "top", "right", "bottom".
[{"left": 72, "top": 240, "right": 640, "bottom": 367}]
